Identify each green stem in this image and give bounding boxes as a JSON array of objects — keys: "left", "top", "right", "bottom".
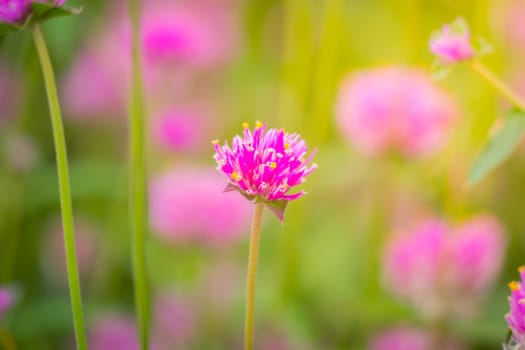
[
  {"left": 470, "top": 61, "right": 525, "bottom": 112},
  {"left": 128, "top": 0, "right": 150, "bottom": 349},
  {"left": 244, "top": 202, "right": 264, "bottom": 350},
  {"left": 0, "top": 327, "right": 16, "bottom": 350},
  {"left": 31, "top": 25, "right": 87, "bottom": 350}
]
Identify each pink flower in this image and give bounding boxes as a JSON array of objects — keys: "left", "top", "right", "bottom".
[
  {"left": 505, "top": 267, "right": 525, "bottom": 347},
  {"left": 383, "top": 215, "right": 505, "bottom": 320},
  {"left": 88, "top": 313, "right": 142, "bottom": 350},
  {"left": 430, "top": 18, "right": 474, "bottom": 65},
  {"left": 369, "top": 327, "right": 429, "bottom": 350},
  {"left": 0, "top": 288, "right": 13, "bottom": 320},
  {"left": 149, "top": 167, "right": 251, "bottom": 245},
  {"left": 151, "top": 109, "right": 207, "bottom": 152},
  {"left": 336, "top": 67, "right": 456, "bottom": 157},
  {"left": 0, "top": 0, "right": 31, "bottom": 24},
  {"left": 4, "top": 132, "right": 37, "bottom": 173},
  {"left": 62, "top": 52, "right": 124, "bottom": 120},
  {"left": 213, "top": 121, "right": 317, "bottom": 221},
  {"left": 0, "top": 0, "right": 66, "bottom": 24},
  {"left": 141, "top": 1, "right": 238, "bottom": 67},
  {"left": 152, "top": 294, "right": 195, "bottom": 350},
  {"left": 89, "top": 294, "right": 194, "bottom": 350},
  {"left": 369, "top": 327, "right": 464, "bottom": 350}
]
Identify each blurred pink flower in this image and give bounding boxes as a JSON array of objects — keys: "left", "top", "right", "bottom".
[
  {"left": 505, "top": 267, "right": 525, "bottom": 348},
  {"left": 152, "top": 109, "right": 207, "bottom": 152},
  {"left": 89, "top": 294, "right": 194, "bottom": 350},
  {"left": 42, "top": 219, "right": 99, "bottom": 285},
  {"left": 0, "top": 0, "right": 67, "bottom": 24},
  {"left": 153, "top": 293, "right": 195, "bottom": 350},
  {"left": 430, "top": 18, "right": 474, "bottom": 65},
  {"left": 62, "top": 52, "right": 124, "bottom": 120},
  {"left": 62, "top": 0, "right": 238, "bottom": 121},
  {"left": 149, "top": 167, "right": 251, "bottom": 246},
  {"left": 0, "top": 0, "right": 31, "bottom": 24},
  {"left": 369, "top": 327, "right": 429, "bottom": 350},
  {"left": 4, "top": 132, "right": 38, "bottom": 173},
  {"left": 0, "top": 288, "right": 13, "bottom": 320},
  {"left": 89, "top": 313, "right": 142, "bottom": 350},
  {"left": 383, "top": 215, "right": 505, "bottom": 320},
  {"left": 369, "top": 327, "right": 463, "bottom": 350},
  {"left": 141, "top": 0, "right": 238, "bottom": 67},
  {"left": 336, "top": 67, "right": 456, "bottom": 157},
  {"left": 213, "top": 121, "right": 317, "bottom": 221},
  {"left": 492, "top": 0, "right": 525, "bottom": 56}
]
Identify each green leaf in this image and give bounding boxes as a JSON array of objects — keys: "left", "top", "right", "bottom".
[
  {"left": 264, "top": 199, "right": 287, "bottom": 223},
  {"left": 29, "top": 3, "right": 82, "bottom": 26},
  {"left": 467, "top": 109, "right": 525, "bottom": 186}
]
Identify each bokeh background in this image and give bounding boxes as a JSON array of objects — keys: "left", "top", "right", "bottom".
[{"left": 1, "top": 0, "right": 525, "bottom": 349}]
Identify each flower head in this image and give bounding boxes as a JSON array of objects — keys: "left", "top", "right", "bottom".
[
  {"left": 0, "top": 0, "right": 31, "bottom": 24},
  {"left": 213, "top": 121, "right": 317, "bottom": 221},
  {"left": 430, "top": 18, "right": 474, "bottom": 65},
  {"left": 505, "top": 267, "right": 525, "bottom": 347},
  {"left": 336, "top": 67, "right": 456, "bottom": 157},
  {"left": 149, "top": 167, "right": 251, "bottom": 245},
  {"left": 383, "top": 215, "right": 505, "bottom": 320}
]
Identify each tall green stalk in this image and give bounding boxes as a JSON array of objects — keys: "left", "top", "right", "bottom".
[
  {"left": 244, "top": 202, "right": 264, "bottom": 350},
  {"left": 470, "top": 61, "right": 525, "bottom": 112},
  {"left": 128, "top": 0, "right": 150, "bottom": 349},
  {"left": 31, "top": 24, "right": 87, "bottom": 350}
]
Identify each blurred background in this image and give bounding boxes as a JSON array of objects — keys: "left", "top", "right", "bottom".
[{"left": 1, "top": 0, "right": 525, "bottom": 349}]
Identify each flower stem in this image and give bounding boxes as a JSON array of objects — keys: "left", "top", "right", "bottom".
[
  {"left": 470, "top": 60, "right": 525, "bottom": 112},
  {"left": 128, "top": 0, "right": 150, "bottom": 349},
  {"left": 31, "top": 24, "right": 87, "bottom": 350},
  {"left": 0, "top": 327, "right": 16, "bottom": 350},
  {"left": 244, "top": 202, "right": 264, "bottom": 350}
]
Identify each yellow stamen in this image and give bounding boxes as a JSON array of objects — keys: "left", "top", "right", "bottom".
[
  {"left": 284, "top": 143, "right": 290, "bottom": 150},
  {"left": 255, "top": 120, "right": 262, "bottom": 128},
  {"left": 211, "top": 139, "right": 219, "bottom": 145},
  {"left": 519, "top": 266, "right": 525, "bottom": 273},
  {"left": 268, "top": 162, "right": 277, "bottom": 169},
  {"left": 231, "top": 172, "right": 242, "bottom": 181},
  {"left": 242, "top": 122, "right": 249, "bottom": 129},
  {"left": 509, "top": 281, "right": 521, "bottom": 291}
]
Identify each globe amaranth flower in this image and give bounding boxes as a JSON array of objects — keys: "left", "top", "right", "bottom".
[
  {"left": 213, "top": 121, "right": 317, "bottom": 221},
  {"left": 383, "top": 215, "right": 505, "bottom": 321},
  {"left": 336, "top": 67, "right": 456, "bottom": 157},
  {"left": 505, "top": 267, "right": 525, "bottom": 348},
  {"left": 0, "top": 0, "right": 31, "bottom": 24},
  {"left": 149, "top": 167, "right": 251, "bottom": 246},
  {"left": 430, "top": 18, "right": 475, "bottom": 65},
  {"left": 0, "top": 0, "right": 69, "bottom": 26}
]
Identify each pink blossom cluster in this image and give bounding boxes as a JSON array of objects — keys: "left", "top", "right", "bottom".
[
  {"left": 88, "top": 293, "right": 195, "bottom": 350},
  {"left": 429, "top": 18, "right": 474, "bottom": 65},
  {"left": 149, "top": 167, "right": 251, "bottom": 246},
  {"left": 213, "top": 121, "right": 317, "bottom": 220},
  {"left": 0, "top": 0, "right": 66, "bottom": 24},
  {"left": 61, "top": 0, "right": 238, "bottom": 154},
  {"left": 336, "top": 67, "right": 456, "bottom": 157},
  {"left": 383, "top": 215, "right": 505, "bottom": 320}
]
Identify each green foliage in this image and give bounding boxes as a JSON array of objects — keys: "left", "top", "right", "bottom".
[{"left": 468, "top": 109, "right": 525, "bottom": 186}]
